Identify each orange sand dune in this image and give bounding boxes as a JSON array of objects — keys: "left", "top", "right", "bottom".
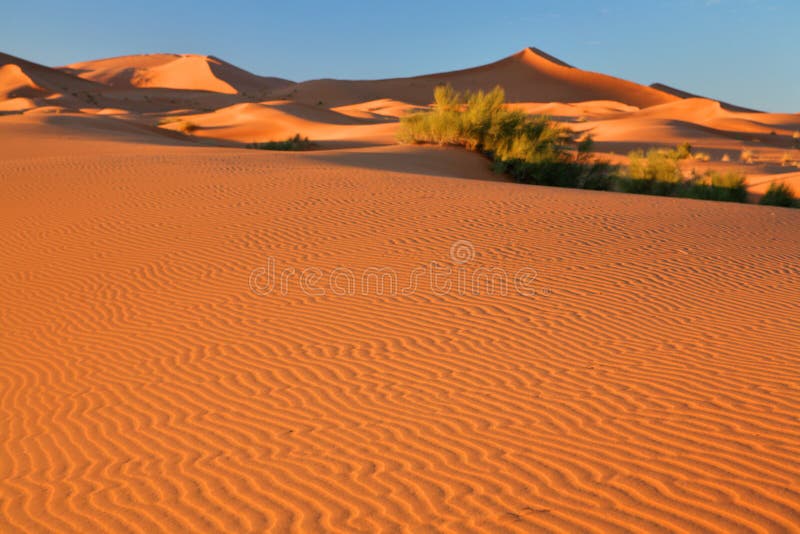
[
  {"left": 509, "top": 100, "right": 640, "bottom": 121},
  {"left": 747, "top": 170, "right": 800, "bottom": 195},
  {"left": 615, "top": 98, "right": 800, "bottom": 134},
  {"left": 0, "top": 53, "right": 104, "bottom": 111},
  {"left": 2, "top": 113, "right": 200, "bottom": 155},
  {"left": 62, "top": 54, "right": 293, "bottom": 96},
  {"left": 0, "top": 96, "right": 37, "bottom": 112},
  {"left": 332, "top": 98, "right": 423, "bottom": 120},
  {"left": 159, "top": 101, "right": 398, "bottom": 147},
  {"left": 1, "top": 115, "right": 799, "bottom": 532},
  {"left": 275, "top": 48, "right": 678, "bottom": 108},
  {"left": 650, "top": 83, "right": 760, "bottom": 113},
  {"left": 570, "top": 97, "right": 800, "bottom": 167},
  {"left": 3, "top": 46, "right": 797, "bottom": 196},
  {"left": 0, "top": 52, "right": 102, "bottom": 96},
  {"left": 0, "top": 64, "right": 47, "bottom": 99}
]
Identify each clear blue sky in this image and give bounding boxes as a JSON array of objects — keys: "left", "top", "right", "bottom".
[{"left": 2, "top": 0, "right": 796, "bottom": 111}]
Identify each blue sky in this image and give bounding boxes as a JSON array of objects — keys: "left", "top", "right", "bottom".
[{"left": 2, "top": 0, "right": 796, "bottom": 111}]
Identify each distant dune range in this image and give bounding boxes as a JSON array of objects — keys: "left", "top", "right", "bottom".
[
  {"left": 1, "top": 47, "right": 797, "bottom": 192},
  {"left": 1, "top": 47, "right": 800, "bottom": 532},
  {"left": 61, "top": 53, "right": 293, "bottom": 95}
]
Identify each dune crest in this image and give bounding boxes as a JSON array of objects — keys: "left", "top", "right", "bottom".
[
  {"left": 0, "top": 52, "right": 101, "bottom": 103},
  {"left": 61, "top": 53, "right": 293, "bottom": 95},
  {"left": 275, "top": 47, "right": 678, "bottom": 108},
  {"left": 0, "top": 63, "right": 47, "bottom": 99}
]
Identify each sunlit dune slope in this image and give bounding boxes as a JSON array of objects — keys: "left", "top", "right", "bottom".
[
  {"left": 159, "top": 101, "right": 398, "bottom": 146},
  {"left": 61, "top": 53, "right": 294, "bottom": 95},
  {"left": 276, "top": 47, "right": 678, "bottom": 108},
  {"left": 0, "top": 52, "right": 104, "bottom": 111},
  {"left": 650, "top": 83, "right": 761, "bottom": 113},
  {"left": 571, "top": 97, "right": 800, "bottom": 158}
]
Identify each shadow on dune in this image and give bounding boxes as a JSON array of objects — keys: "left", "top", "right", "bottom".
[
  {"left": 309, "top": 147, "right": 507, "bottom": 181},
  {"left": 39, "top": 114, "right": 200, "bottom": 146}
]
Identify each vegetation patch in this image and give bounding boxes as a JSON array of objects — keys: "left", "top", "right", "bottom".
[
  {"left": 760, "top": 182, "right": 798, "bottom": 208},
  {"left": 247, "top": 134, "right": 317, "bottom": 151},
  {"left": 396, "top": 85, "right": 793, "bottom": 209},
  {"left": 398, "top": 85, "right": 618, "bottom": 190}
]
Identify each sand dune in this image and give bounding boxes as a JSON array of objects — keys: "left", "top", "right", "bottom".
[
  {"left": 1, "top": 126, "right": 799, "bottom": 532},
  {"left": 508, "top": 100, "right": 640, "bottom": 121},
  {"left": 277, "top": 48, "right": 678, "bottom": 108},
  {"left": 1, "top": 46, "right": 799, "bottom": 532},
  {"left": 62, "top": 54, "right": 293, "bottom": 96},
  {"left": 565, "top": 97, "right": 800, "bottom": 174},
  {"left": 651, "top": 83, "right": 760, "bottom": 113},
  {"left": 332, "top": 98, "right": 423, "bottom": 120},
  {"left": 158, "top": 101, "right": 398, "bottom": 147},
  {"left": 0, "top": 64, "right": 47, "bottom": 99},
  {"left": 0, "top": 52, "right": 101, "bottom": 95},
  {"left": 0, "top": 52, "right": 105, "bottom": 111}
]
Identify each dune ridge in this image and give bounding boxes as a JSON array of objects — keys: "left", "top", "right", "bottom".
[
  {"left": 2, "top": 47, "right": 798, "bottom": 192},
  {"left": 61, "top": 53, "right": 293, "bottom": 95},
  {"left": 650, "top": 83, "right": 760, "bottom": 113},
  {"left": 276, "top": 48, "right": 678, "bottom": 108}
]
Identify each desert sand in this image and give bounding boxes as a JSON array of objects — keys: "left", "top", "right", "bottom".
[{"left": 1, "top": 48, "right": 799, "bottom": 533}]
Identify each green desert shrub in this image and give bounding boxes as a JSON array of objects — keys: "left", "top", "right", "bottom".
[
  {"left": 618, "top": 148, "right": 683, "bottom": 195},
  {"left": 759, "top": 182, "right": 797, "bottom": 207},
  {"left": 617, "top": 147, "right": 747, "bottom": 202},
  {"left": 398, "top": 85, "right": 618, "bottom": 190},
  {"left": 682, "top": 171, "right": 747, "bottom": 202},
  {"left": 398, "top": 88, "right": 777, "bottom": 207},
  {"left": 248, "top": 134, "right": 317, "bottom": 151},
  {"left": 674, "top": 142, "right": 693, "bottom": 161}
]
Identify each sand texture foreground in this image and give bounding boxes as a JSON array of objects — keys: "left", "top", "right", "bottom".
[{"left": 1, "top": 129, "right": 799, "bottom": 532}]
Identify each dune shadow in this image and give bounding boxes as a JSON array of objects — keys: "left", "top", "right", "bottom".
[
  {"left": 39, "top": 114, "right": 198, "bottom": 146},
  {"left": 310, "top": 147, "right": 505, "bottom": 181}
]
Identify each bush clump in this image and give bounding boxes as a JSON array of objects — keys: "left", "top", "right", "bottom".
[
  {"left": 617, "top": 147, "right": 688, "bottom": 195},
  {"left": 683, "top": 171, "right": 747, "bottom": 203},
  {"left": 617, "top": 145, "right": 747, "bottom": 202},
  {"left": 759, "top": 182, "right": 797, "bottom": 207},
  {"left": 615, "top": 146, "right": 747, "bottom": 203},
  {"left": 397, "top": 86, "right": 784, "bottom": 208},
  {"left": 248, "top": 134, "right": 317, "bottom": 151},
  {"left": 398, "top": 85, "right": 617, "bottom": 190}
]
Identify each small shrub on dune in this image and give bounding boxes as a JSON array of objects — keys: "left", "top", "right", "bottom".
[
  {"left": 178, "top": 121, "right": 199, "bottom": 134},
  {"left": 398, "top": 85, "right": 618, "bottom": 190},
  {"left": 721, "top": 153, "right": 731, "bottom": 162},
  {"left": 793, "top": 131, "right": 800, "bottom": 150},
  {"left": 674, "top": 142, "right": 693, "bottom": 161},
  {"left": 248, "top": 134, "right": 317, "bottom": 151},
  {"left": 617, "top": 146, "right": 747, "bottom": 202},
  {"left": 399, "top": 89, "right": 774, "bottom": 207},
  {"left": 759, "top": 182, "right": 797, "bottom": 208},
  {"left": 683, "top": 171, "right": 747, "bottom": 203},
  {"left": 618, "top": 148, "right": 683, "bottom": 195},
  {"left": 740, "top": 149, "right": 755, "bottom": 164}
]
